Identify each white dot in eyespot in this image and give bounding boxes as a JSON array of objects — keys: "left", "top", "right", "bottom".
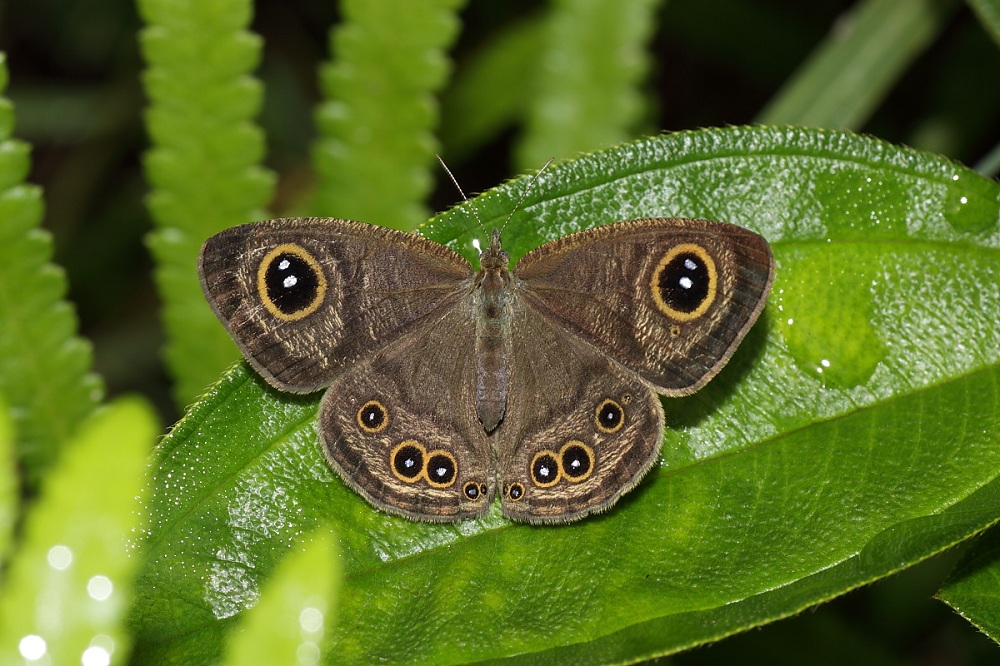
[
  {"left": 435, "top": 466, "right": 447, "bottom": 477},
  {"left": 278, "top": 259, "right": 291, "bottom": 270},
  {"left": 283, "top": 275, "right": 298, "bottom": 288},
  {"left": 684, "top": 257, "right": 697, "bottom": 270},
  {"left": 539, "top": 464, "right": 550, "bottom": 477},
  {"left": 679, "top": 276, "right": 693, "bottom": 290}
]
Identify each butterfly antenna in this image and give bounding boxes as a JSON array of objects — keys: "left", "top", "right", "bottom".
[
  {"left": 436, "top": 154, "right": 486, "bottom": 235},
  {"left": 500, "top": 157, "right": 555, "bottom": 235}
]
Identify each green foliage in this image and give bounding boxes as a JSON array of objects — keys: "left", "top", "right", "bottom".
[
  {"left": 140, "top": 0, "right": 277, "bottom": 406},
  {"left": 0, "top": 398, "right": 156, "bottom": 664},
  {"left": 0, "top": 397, "right": 13, "bottom": 564},
  {"left": 515, "top": 0, "right": 659, "bottom": 169},
  {"left": 312, "top": 0, "right": 466, "bottom": 229},
  {"left": 128, "top": 129, "right": 1000, "bottom": 664},
  {"left": 758, "top": 0, "right": 961, "bottom": 128},
  {"left": 970, "top": 0, "right": 1000, "bottom": 45},
  {"left": 220, "top": 528, "right": 340, "bottom": 666},
  {"left": 0, "top": 54, "right": 103, "bottom": 491},
  {"left": 1, "top": 1, "right": 1000, "bottom": 664},
  {"left": 939, "top": 529, "right": 1000, "bottom": 644}
]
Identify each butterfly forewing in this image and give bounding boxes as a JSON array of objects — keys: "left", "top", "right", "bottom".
[
  {"left": 514, "top": 218, "right": 774, "bottom": 395},
  {"left": 198, "top": 217, "right": 474, "bottom": 392}
]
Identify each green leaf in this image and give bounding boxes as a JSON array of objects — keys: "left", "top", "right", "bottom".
[
  {"left": 969, "top": 0, "right": 1000, "bottom": 46},
  {"left": 936, "top": 525, "right": 1000, "bottom": 644},
  {"left": 129, "top": 127, "right": 1000, "bottom": 664},
  {"left": 139, "top": 0, "right": 276, "bottom": 406},
  {"left": 757, "top": 0, "right": 961, "bottom": 128},
  {"left": 221, "top": 527, "right": 340, "bottom": 666},
  {"left": 515, "top": 0, "right": 659, "bottom": 170},
  {"left": 0, "top": 394, "right": 14, "bottom": 565},
  {"left": 0, "top": 52, "right": 103, "bottom": 490},
  {"left": 0, "top": 397, "right": 157, "bottom": 665},
  {"left": 312, "top": 0, "right": 466, "bottom": 231}
]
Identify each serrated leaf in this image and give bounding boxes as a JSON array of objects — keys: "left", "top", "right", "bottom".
[
  {"left": 129, "top": 127, "right": 1000, "bottom": 665},
  {"left": 0, "top": 397, "right": 157, "bottom": 665},
  {"left": 312, "top": 0, "right": 466, "bottom": 230},
  {"left": 0, "top": 52, "right": 102, "bottom": 490},
  {"left": 138, "top": 0, "right": 276, "bottom": 407},
  {"left": 221, "top": 528, "right": 340, "bottom": 666},
  {"left": 515, "top": 0, "right": 659, "bottom": 169},
  {"left": 936, "top": 524, "right": 1000, "bottom": 644}
]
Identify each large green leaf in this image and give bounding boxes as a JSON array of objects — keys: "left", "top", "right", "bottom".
[{"left": 129, "top": 127, "right": 1000, "bottom": 664}]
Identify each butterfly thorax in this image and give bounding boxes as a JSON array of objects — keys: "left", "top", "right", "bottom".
[{"left": 473, "top": 228, "right": 512, "bottom": 433}]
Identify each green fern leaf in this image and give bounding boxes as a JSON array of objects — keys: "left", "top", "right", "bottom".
[
  {"left": 516, "top": 0, "right": 659, "bottom": 169},
  {"left": 139, "top": 0, "right": 277, "bottom": 406},
  {"left": 312, "top": 0, "right": 466, "bottom": 230},
  {"left": 0, "top": 53, "right": 102, "bottom": 490}
]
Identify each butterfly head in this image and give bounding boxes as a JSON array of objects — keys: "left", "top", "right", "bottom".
[{"left": 479, "top": 228, "right": 509, "bottom": 271}]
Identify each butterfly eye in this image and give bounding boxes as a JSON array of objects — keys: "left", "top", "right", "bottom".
[
  {"left": 390, "top": 441, "right": 425, "bottom": 482},
  {"left": 257, "top": 243, "right": 327, "bottom": 321},
  {"left": 425, "top": 450, "right": 458, "bottom": 488},
  {"left": 649, "top": 243, "right": 717, "bottom": 321},
  {"left": 559, "top": 441, "right": 594, "bottom": 482},
  {"left": 530, "top": 451, "right": 560, "bottom": 488},
  {"left": 356, "top": 400, "right": 389, "bottom": 433},
  {"left": 594, "top": 399, "right": 625, "bottom": 433}
]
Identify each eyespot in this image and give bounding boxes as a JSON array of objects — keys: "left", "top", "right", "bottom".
[
  {"left": 530, "top": 451, "right": 560, "bottom": 488},
  {"left": 594, "top": 399, "right": 625, "bottom": 434},
  {"left": 464, "top": 482, "right": 488, "bottom": 501},
  {"left": 650, "top": 243, "right": 717, "bottom": 321},
  {"left": 560, "top": 441, "right": 594, "bottom": 482},
  {"left": 507, "top": 482, "right": 525, "bottom": 501},
  {"left": 257, "top": 243, "right": 327, "bottom": 321},
  {"left": 390, "top": 441, "right": 424, "bottom": 482},
  {"left": 356, "top": 400, "right": 388, "bottom": 433},
  {"left": 463, "top": 481, "right": 484, "bottom": 501},
  {"left": 425, "top": 450, "right": 458, "bottom": 488}
]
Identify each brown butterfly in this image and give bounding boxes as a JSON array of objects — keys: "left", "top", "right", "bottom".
[{"left": 199, "top": 210, "right": 772, "bottom": 524}]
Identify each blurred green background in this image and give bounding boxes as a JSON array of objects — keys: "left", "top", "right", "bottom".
[{"left": 1, "top": 1, "right": 999, "bottom": 663}]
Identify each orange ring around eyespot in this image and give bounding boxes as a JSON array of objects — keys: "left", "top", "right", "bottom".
[
  {"left": 356, "top": 400, "right": 389, "bottom": 434},
  {"left": 594, "top": 399, "right": 625, "bottom": 434},
  {"left": 649, "top": 243, "right": 717, "bottom": 322},
  {"left": 390, "top": 440, "right": 426, "bottom": 483},
  {"left": 529, "top": 450, "right": 561, "bottom": 488},
  {"left": 256, "top": 243, "right": 327, "bottom": 321},
  {"left": 424, "top": 449, "right": 459, "bottom": 488},
  {"left": 558, "top": 441, "right": 595, "bottom": 483}
]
